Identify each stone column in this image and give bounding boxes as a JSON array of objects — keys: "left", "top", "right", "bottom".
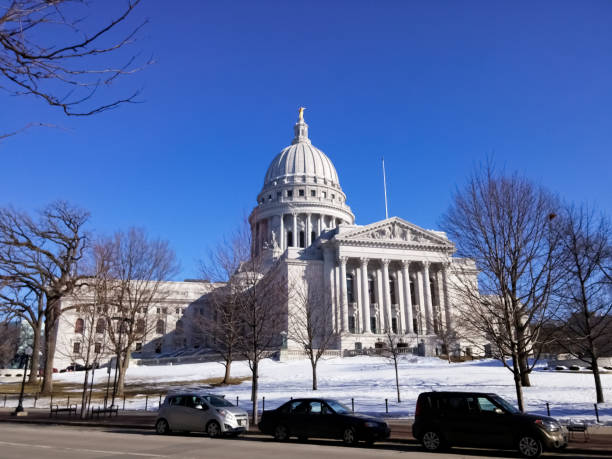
[
  {"left": 317, "top": 214, "right": 322, "bottom": 236},
  {"left": 401, "top": 260, "right": 414, "bottom": 333},
  {"left": 422, "top": 261, "right": 434, "bottom": 335},
  {"left": 323, "top": 249, "right": 335, "bottom": 332},
  {"left": 382, "top": 259, "right": 392, "bottom": 333},
  {"left": 396, "top": 270, "right": 407, "bottom": 334},
  {"left": 306, "top": 213, "right": 311, "bottom": 246},
  {"left": 279, "top": 214, "right": 284, "bottom": 250},
  {"left": 375, "top": 267, "right": 383, "bottom": 332},
  {"left": 339, "top": 257, "right": 349, "bottom": 333},
  {"left": 292, "top": 214, "right": 298, "bottom": 247},
  {"left": 360, "top": 258, "right": 371, "bottom": 333},
  {"left": 442, "top": 262, "right": 452, "bottom": 332},
  {"left": 355, "top": 266, "right": 363, "bottom": 333}
]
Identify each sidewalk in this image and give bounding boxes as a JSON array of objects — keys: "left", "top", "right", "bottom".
[{"left": 1, "top": 407, "right": 611, "bottom": 455}]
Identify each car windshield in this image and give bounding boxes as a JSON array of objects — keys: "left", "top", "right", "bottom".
[
  {"left": 205, "top": 396, "right": 234, "bottom": 407},
  {"left": 326, "top": 400, "right": 351, "bottom": 414},
  {"left": 491, "top": 395, "right": 519, "bottom": 414}
]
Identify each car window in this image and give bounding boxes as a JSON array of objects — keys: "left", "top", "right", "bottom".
[
  {"left": 309, "top": 401, "right": 322, "bottom": 414},
  {"left": 183, "top": 396, "right": 200, "bottom": 409},
  {"left": 205, "top": 396, "right": 233, "bottom": 407},
  {"left": 321, "top": 403, "right": 334, "bottom": 415},
  {"left": 477, "top": 397, "right": 498, "bottom": 412},
  {"left": 293, "top": 402, "right": 310, "bottom": 414},
  {"left": 168, "top": 396, "right": 183, "bottom": 406},
  {"left": 280, "top": 401, "right": 301, "bottom": 414},
  {"left": 326, "top": 400, "right": 350, "bottom": 414},
  {"left": 445, "top": 396, "right": 469, "bottom": 413}
]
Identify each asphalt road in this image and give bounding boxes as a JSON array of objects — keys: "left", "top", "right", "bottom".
[{"left": 0, "top": 423, "right": 608, "bottom": 459}]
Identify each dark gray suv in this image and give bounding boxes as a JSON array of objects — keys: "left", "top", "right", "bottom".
[{"left": 412, "top": 391, "right": 568, "bottom": 458}]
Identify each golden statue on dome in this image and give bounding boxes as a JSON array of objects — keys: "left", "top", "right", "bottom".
[{"left": 298, "top": 106, "right": 306, "bottom": 122}]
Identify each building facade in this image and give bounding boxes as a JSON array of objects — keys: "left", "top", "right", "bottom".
[{"left": 54, "top": 109, "right": 478, "bottom": 369}]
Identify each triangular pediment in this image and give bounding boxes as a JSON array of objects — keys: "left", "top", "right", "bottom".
[{"left": 336, "top": 217, "right": 453, "bottom": 249}]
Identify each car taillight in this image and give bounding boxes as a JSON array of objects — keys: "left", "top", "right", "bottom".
[{"left": 415, "top": 398, "right": 422, "bottom": 416}]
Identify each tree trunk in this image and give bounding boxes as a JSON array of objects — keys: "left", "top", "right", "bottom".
[
  {"left": 512, "top": 352, "right": 525, "bottom": 412},
  {"left": 41, "top": 316, "right": 59, "bottom": 394},
  {"left": 27, "top": 320, "right": 42, "bottom": 384},
  {"left": 518, "top": 352, "right": 531, "bottom": 387},
  {"left": 116, "top": 352, "right": 130, "bottom": 397},
  {"left": 591, "top": 356, "right": 604, "bottom": 403},
  {"left": 311, "top": 360, "right": 317, "bottom": 391},
  {"left": 223, "top": 359, "right": 232, "bottom": 384},
  {"left": 394, "top": 358, "right": 401, "bottom": 402},
  {"left": 251, "top": 359, "right": 259, "bottom": 425},
  {"left": 81, "top": 368, "right": 90, "bottom": 418}
]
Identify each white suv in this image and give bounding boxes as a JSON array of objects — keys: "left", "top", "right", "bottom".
[{"left": 156, "top": 391, "right": 249, "bottom": 437}]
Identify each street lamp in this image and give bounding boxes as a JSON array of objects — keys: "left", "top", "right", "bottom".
[{"left": 12, "top": 347, "right": 33, "bottom": 416}]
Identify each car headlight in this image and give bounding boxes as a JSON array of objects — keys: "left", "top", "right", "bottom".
[
  {"left": 364, "top": 421, "right": 379, "bottom": 428},
  {"left": 535, "top": 419, "right": 560, "bottom": 432},
  {"left": 217, "top": 409, "right": 235, "bottom": 419}
]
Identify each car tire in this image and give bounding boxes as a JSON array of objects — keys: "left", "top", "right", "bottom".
[
  {"left": 274, "top": 424, "right": 289, "bottom": 441},
  {"left": 343, "top": 426, "right": 358, "bottom": 446},
  {"left": 206, "top": 420, "right": 222, "bottom": 438},
  {"left": 518, "top": 434, "right": 542, "bottom": 458},
  {"left": 421, "top": 430, "right": 443, "bottom": 452},
  {"left": 155, "top": 419, "right": 171, "bottom": 435}
]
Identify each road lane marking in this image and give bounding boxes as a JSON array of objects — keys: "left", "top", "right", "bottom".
[{"left": 0, "top": 440, "right": 169, "bottom": 457}]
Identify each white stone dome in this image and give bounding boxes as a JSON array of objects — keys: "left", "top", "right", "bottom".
[{"left": 262, "top": 112, "right": 341, "bottom": 189}]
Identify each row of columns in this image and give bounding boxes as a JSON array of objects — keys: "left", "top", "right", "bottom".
[
  {"left": 256, "top": 213, "right": 347, "bottom": 254},
  {"left": 333, "top": 258, "right": 451, "bottom": 336}
]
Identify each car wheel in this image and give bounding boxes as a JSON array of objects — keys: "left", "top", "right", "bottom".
[
  {"left": 343, "top": 426, "right": 358, "bottom": 446},
  {"left": 274, "top": 424, "right": 289, "bottom": 441},
  {"left": 155, "top": 419, "right": 171, "bottom": 435},
  {"left": 421, "top": 430, "right": 443, "bottom": 452},
  {"left": 206, "top": 420, "right": 222, "bottom": 438},
  {"left": 518, "top": 435, "right": 542, "bottom": 458}
]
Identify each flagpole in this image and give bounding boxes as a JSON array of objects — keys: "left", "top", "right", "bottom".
[{"left": 382, "top": 157, "right": 389, "bottom": 219}]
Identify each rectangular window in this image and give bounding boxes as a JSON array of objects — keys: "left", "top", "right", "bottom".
[
  {"left": 287, "top": 190, "right": 293, "bottom": 197},
  {"left": 135, "top": 342, "right": 142, "bottom": 351},
  {"left": 323, "top": 191, "right": 327, "bottom": 198},
  {"left": 299, "top": 189, "right": 304, "bottom": 196},
  {"left": 175, "top": 307, "right": 180, "bottom": 314},
  {"left": 94, "top": 342, "right": 102, "bottom": 353},
  {"left": 277, "top": 191, "right": 281, "bottom": 199},
  {"left": 310, "top": 190, "right": 316, "bottom": 197},
  {"left": 162, "top": 307, "right": 168, "bottom": 314},
  {"left": 156, "top": 307, "right": 161, "bottom": 314},
  {"left": 73, "top": 342, "right": 81, "bottom": 354}
]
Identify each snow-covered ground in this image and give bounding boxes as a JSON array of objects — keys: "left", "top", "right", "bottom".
[{"left": 5, "top": 356, "right": 612, "bottom": 424}]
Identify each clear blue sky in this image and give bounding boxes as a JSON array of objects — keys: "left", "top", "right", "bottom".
[{"left": 1, "top": 0, "right": 611, "bottom": 279}]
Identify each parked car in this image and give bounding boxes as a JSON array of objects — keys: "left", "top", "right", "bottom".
[
  {"left": 258, "top": 398, "right": 390, "bottom": 445},
  {"left": 155, "top": 391, "right": 249, "bottom": 437},
  {"left": 412, "top": 391, "right": 568, "bottom": 458}
]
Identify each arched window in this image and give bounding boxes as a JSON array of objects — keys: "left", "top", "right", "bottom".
[
  {"left": 347, "top": 274, "right": 354, "bottom": 303},
  {"left": 74, "top": 318, "right": 84, "bottom": 334},
  {"left": 136, "top": 318, "right": 145, "bottom": 335},
  {"left": 96, "top": 318, "right": 106, "bottom": 334},
  {"left": 368, "top": 275, "right": 376, "bottom": 304},
  {"left": 287, "top": 231, "right": 293, "bottom": 247},
  {"left": 156, "top": 319, "right": 165, "bottom": 335}
]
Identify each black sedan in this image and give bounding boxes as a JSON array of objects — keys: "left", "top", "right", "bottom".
[{"left": 258, "top": 398, "right": 390, "bottom": 445}]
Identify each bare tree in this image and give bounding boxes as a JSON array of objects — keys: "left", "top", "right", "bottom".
[
  {"left": 287, "top": 277, "right": 336, "bottom": 390},
  {"left": 382, "top": 329, "right": 403, "bottom": 402},
  {"left": 0, "top": 279, "right": 44, "bottom": 383},
  {"left": 441, "top": 165, "right": 561, "bottom": 411},
  {"left": 0, "top": 201, "right": 90, "bottom": 393},
  {"left": 0, "top": 319, "right": 19, "bottom": 367},
  {"left": 0, "top": 0, "right": 149, "bottom": 140},
  {"left": 197, "top": 233, "right": 245, "bottom": 384},
  {"left": 100, "top": 228, "right": 178, "bottom": 398},
  {"left": 553, "top": 204, "right": 612, "bottom": 403}
]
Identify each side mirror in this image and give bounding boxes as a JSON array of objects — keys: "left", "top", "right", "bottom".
[{"left": 494, "top": 408, "right": 504, "bottom": 414}]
